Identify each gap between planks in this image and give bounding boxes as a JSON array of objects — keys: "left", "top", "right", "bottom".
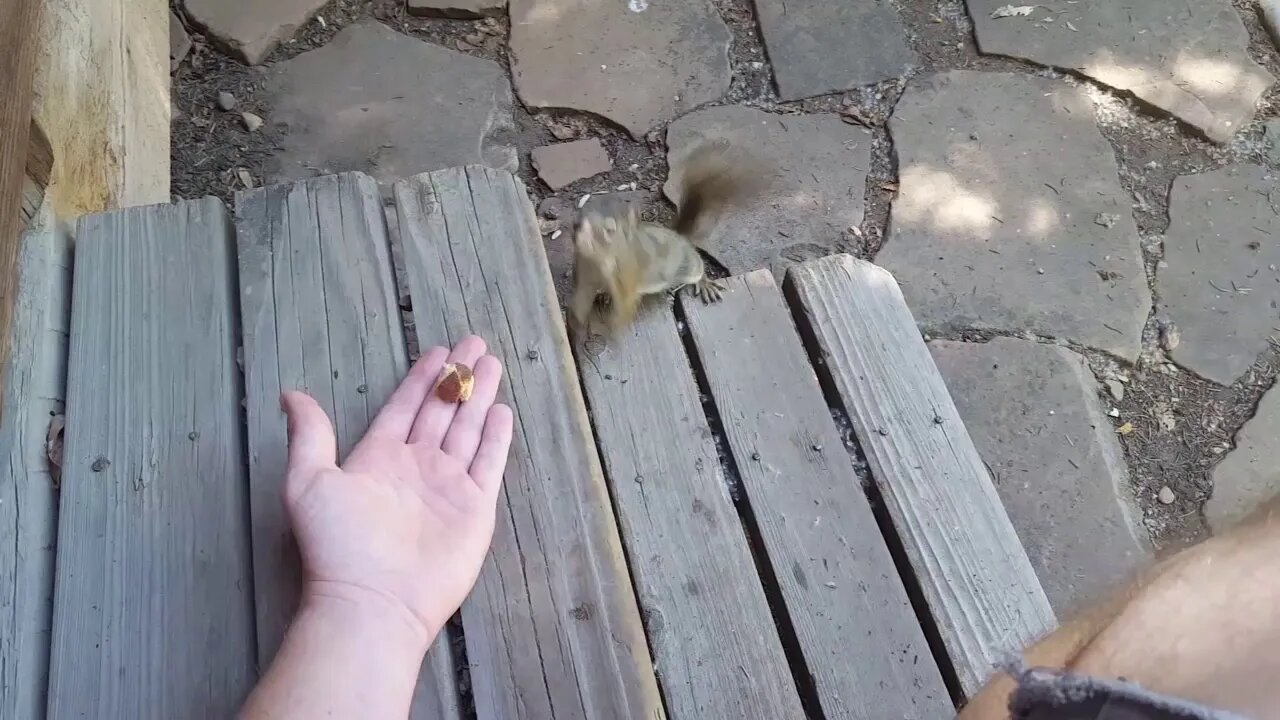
[
  {"left": 392, "top": 165, "right": 664, "bottom": 720},
  {"left": 234, "top": 172, "right": 463, "bottom": 719},
  {"left": 680, "top": 269, "right": 953, "bottom": 719},
  {"left": 784, "top": 254, "right": 1057, "bottom": 697}
]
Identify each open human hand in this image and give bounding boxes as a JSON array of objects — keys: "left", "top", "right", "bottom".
[{"left": 280, "top": 335, "right": 513, "bottom": 643}]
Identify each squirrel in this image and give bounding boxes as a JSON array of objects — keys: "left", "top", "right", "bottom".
[{"left": 569, "top": 142, "right": 769, "bottom": 335}]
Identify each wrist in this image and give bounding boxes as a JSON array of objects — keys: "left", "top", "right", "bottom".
[{"left": 298, "top": 581, "right": 438, "bottom": 657}]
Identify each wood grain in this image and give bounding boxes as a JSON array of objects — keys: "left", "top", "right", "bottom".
[
  {"left": 236, "top": 172, "right": 462, "bottom": 719},
  {"left": 393, "top": 166, "right": 664, "bottom": 720},
  {"left": 784, "top": 254, "right": 1056, "bottom": 695},
  {"left": 576, "top": 303, "right": 804, "bottom": 719},
  {"left": 0, "top": 0, "right": 41, "bottom": 408},
  {"left": 47, "top": 198, "right": 256, "bottom": 718},
  {"left": 0, "top": 198, "right": 70, "bottom": 720},
  {"left": 681, "top": 270, "right": 952, "bottom": 718},
  {"left": 32, "top": 0, "right": 170, "bottom": 216},
  {"left": 686, "top": 270, "right": 957, "bottom": 717}
]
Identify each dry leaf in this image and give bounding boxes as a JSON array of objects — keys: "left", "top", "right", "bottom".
[
  {"left": 991, "top": 5, "right": 1037, "bottom": 18},
  {"left": 1116, "top": 422, "right": 1134, "bottom": 435}
]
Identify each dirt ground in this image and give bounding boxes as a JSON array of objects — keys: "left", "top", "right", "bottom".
[{"left": 171, "top": 0, "right": 1280, "bottom": 551}]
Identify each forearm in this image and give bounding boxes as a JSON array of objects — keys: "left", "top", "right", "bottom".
[{"left": 240, "top": 585, "right": 435, "bottom": 719}]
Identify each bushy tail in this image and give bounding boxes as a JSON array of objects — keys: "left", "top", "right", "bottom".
[{"left": 671, "top": 142, "right": 772, "bottom": 246}]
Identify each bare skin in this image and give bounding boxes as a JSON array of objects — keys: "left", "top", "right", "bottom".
[
  {"left": 961, "top": 498, "right": 1280, "bottom": 719},
  {"left": 240, "top": 336, "right": 514, "bottom": 720}
]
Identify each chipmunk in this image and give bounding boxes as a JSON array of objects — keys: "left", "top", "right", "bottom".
[{"left": 569, "top": 143, "right": 769, "bottom": 334}]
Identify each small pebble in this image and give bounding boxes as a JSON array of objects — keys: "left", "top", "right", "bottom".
[
  {"left": 527, "top": 349, "right": 539, "bottom": 360},
  {"left": 1160, "top": 323, "right": 1181, "bottom": 352},
  {"left": 188, "top": 431, "right": 200, "bottom": 441},
  {"left": 356, "top": 384, "right": 369, "bottom": 394},
  {"left": 217, "top": 91, "right": 237, "bottom": 111},
  {"left": 1094, "top": 212, "right": 1119, "bottom": 229},
  {"left": 577, "top": 194, "right": 591, "bottom": 209},
  {"left": 91, "top": 456, "right": 110, "bottom": 472},
  {"left": 1036, "top": 268, "right": 1045, "bottom": 275},
  {"left": 1157, "top": 486, "right": 1176, "bottom": 505},
  {"left": 1105, "top": 379, "right": 1125, "bottom": 402},
  {"left": 1107, "top": 408, "right": 1120, "bottom": 418},
  {"left": 241, "top": 111, "right": 264, "bottom": 132},
  {"left": 751, "top": 451, "right": 761, "bottom": 461},
  {"left": 811, "top": 443, "right": 822, "bottom": 452},
  {"left": 538, "top": 198, "right": 562, "bottom": 219}
]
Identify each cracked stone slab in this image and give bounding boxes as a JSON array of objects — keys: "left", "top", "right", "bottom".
[
  {"left": 265, "top": 21, "right": 515, "bottom": 186},
  {"left": 967, "top": 0, "right": 1274, "bottom": 143},
  {"left": 1157, "top": 164, "right": 1280, "bottom": 386},
  {"left": 407, "top": 0, "right": 506, "bottom": 18},
  {"left": 1207, "top": 384, "right": 1280, "bottom": 533},
  {"left": 185, "top": 0, "right": 325, "bottom": 64},
  {"left": 878, "top": 71, "right": 1149, "bottom": 360},
  {"left": 752, "top": 0, "right": 915, "bottom": 101},
  {"left": 508, "top": 0, "right": 731, "bottom": 138},
  {"left": 664, "top": 106, "right": 870, "bottom": 277},
  {"left": 531, "top": 139, "right": 612, "bottom": 190},
  {"left": 931, "top": 337, "right": 1152, "bottom": 614}
]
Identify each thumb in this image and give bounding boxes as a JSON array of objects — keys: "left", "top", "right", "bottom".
[{"left": 281, "top": 391, "right": 338, "bottom": 478}]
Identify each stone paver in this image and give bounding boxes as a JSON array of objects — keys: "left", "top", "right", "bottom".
[
  {"left": 930, "top": 337, "right": 1152, "bottom": 614},
  {"left": 967, "top": 0, "right": 1273, "bottom": 143},
  {"left": 878, "top": 70, "right": 1150, "bottom": 360},
  {"left": 266, "top": 21, "right": 515, "bottom": 186},
  {"left": 752, "top": 0, "right": 915, "bottom": 101},
  {"left": 170, "top": 12, "right": 192, "bottom": 72},
  {"left": 1264, "top": 0, "right": 1280, "bottom": 52},
  {"left": 1265, "top": 120, "right": 1280, "bottom": 166},
  {"left": 1207, "top": 384, "right": 1280, "bottom": 533},
  {"left": 508, "top": 0, "right": 731, "bottom": 138},
  {"left": 1157, "top": 164, "right": 1280, "bottom": 385},
  {"left": 664, "top": 106, "right": 870, "bottom": 276},
  {"left": 531, "top": 139, "right": 612, "bottom": 190},
  {"left": 407, "top": 0, "right": 505, "bottom": 18},
  {"left": 185, "top": 0, "right": 325, "bottom": 65}
]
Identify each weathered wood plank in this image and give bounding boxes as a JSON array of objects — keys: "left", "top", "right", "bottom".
[
  {"left": 0, "top": 198, "right": 70, "bottom": 720},
  {"left": 577, "top": 304, "right": 804, "bottom": 719},
  {"left": 0, "top": 0, "right": 42, "bottom": 405},
  {"left": 47, "top": 198, "right": 255, "bottom": 718},
  {"left": 393, "top": 166, "right": 663, "bottom": 720},
  {"left": 784, "top": 254, "right": 1056, "bottom": 695},
  {"left": 682, "top": 270, "right": 952, "bottom": 719},
  {"left": 235, "top": 172, "right": 462, "bottom": 720}
]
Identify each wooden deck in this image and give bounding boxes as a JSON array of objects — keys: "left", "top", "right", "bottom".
[{"left": 2, "top": 168, "right": 1056, "bottom": 719}]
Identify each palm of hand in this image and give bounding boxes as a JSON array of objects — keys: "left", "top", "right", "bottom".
[{"left": 281, "top": 337, "right": 512, "bottom": 639}]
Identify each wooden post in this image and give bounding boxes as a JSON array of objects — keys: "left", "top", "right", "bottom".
[{"left": 0, "top": 0, "right": 43, "bottom": 411}]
